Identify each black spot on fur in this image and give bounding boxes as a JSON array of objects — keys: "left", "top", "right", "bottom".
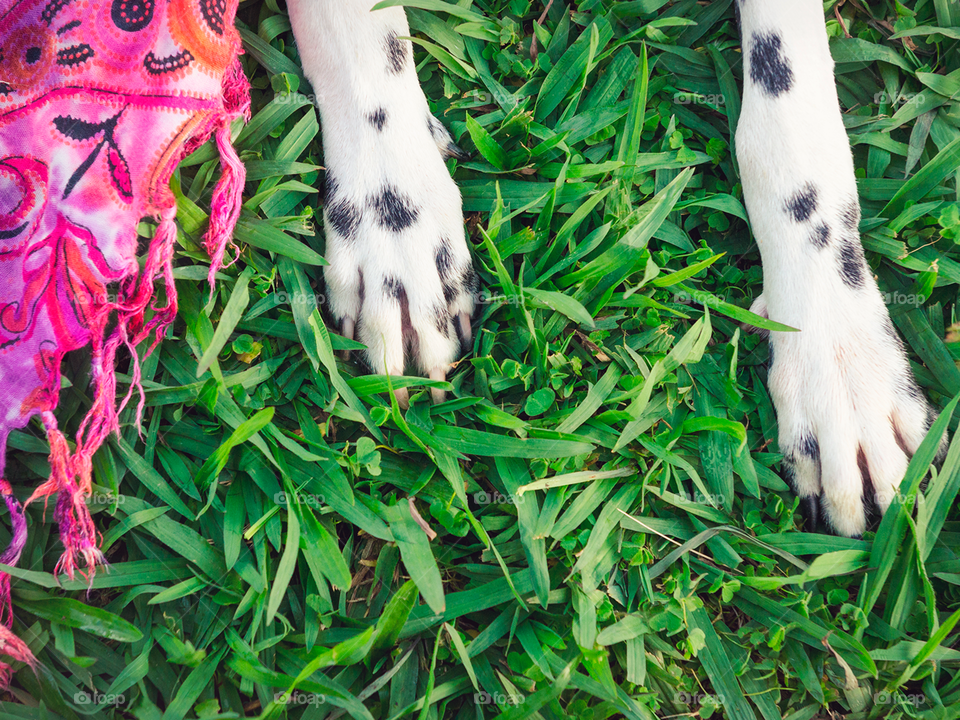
[
  {"left": 442, "top": 282, "right": 458, "bottom": 305},
  {"left": 840, "top": 198, "right": 860, "bottom": 230},
  {"left": 322, "top": 175, "right": 336, "bottom": 204},
  {"left": 810, "top": 223, "right": 830, "bottom": 249},
  {"left": 384, "top": 276, "right": 404, "bottom": 301},
  {"left": 786, "top": 184, "right": 818, "bottom": 222},
  {"left": 372, "top": 186, "right": 419, "bottom": 232},
  {"left": 782, "top": 438, "right": 824, "bottom": 532},
  {"left": 750, "top": 32, "right": 794, "bottom": 97},
  {"left": 326, "top": 198, "right": 361, "bottom": 238},
  {"left": 838, "top": 235, "right": 866, "bottom": 289},
  {"left": 436, "top": 239, "right": 454, "bottom": 282},
  {"left": 798, "top": 433, "right": 820, "bottom": 462},
  {"left": 384, "top": 31, "right": 407, "bottom": 74},
  {"left": 358, "top": 269, "right": 365, "bottom": 305},
  {"left": 368, "top": 107, "right": 387, "bottom": 131},
  {"left": 443, "top": 265, "right": 479, "bottom": 305},
  {"left": 767, "top": 343, "right": 774, "bottom": 372},
  {"left": 464, "top": 267, "right": 480, "bottom": 296},
  {"left": 325, "top": 176, "right": 362, "bottom": 239},
  {"left": 434, "top": 305, "right": 450, "bottom": 337}
]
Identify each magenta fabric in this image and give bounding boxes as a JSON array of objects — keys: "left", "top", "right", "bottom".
[{"left": 0, "top": 0, "right": 247, "bottom": 681}]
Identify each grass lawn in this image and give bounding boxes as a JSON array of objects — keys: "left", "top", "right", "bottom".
[{"left": 3, "top": 0, "right": 960, "bottom": 717}]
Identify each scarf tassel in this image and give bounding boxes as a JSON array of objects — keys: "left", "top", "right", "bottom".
[
  {"left": 0, "top": 477, "right": 39, "bottom": 684},
  {"left": 0, "top": 184, "right": 183, "bottom": 690},
  {"left": 0, "top": 56, "right": 249, "bottom": 691},
  {"left": 203, "top": 57, "right": 251, "bottom": 289},
  {"left": 0, "top": 478, "right": 32, "bottom": 684},
  {"left": 26, "top": 413, "right": 104, "bottom": 582}
]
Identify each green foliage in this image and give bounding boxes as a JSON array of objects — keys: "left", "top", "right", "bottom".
[{"left": 4, "top": 1, "right": 960, "bottom": 718}]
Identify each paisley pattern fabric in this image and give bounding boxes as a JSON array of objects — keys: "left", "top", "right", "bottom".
[{"left": 0, "top": 0, "right": 247, "bottom": 681}]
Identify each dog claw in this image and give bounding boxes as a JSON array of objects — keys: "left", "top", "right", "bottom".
[
  {"left": 457, "top": 311, "right": 473, "bottom": 347},
  {"left": 429, "top": 367, "right": 447, "bottom": 404},
  {"left": 340, "top": 317, "right": 355, "bottom": 360}
]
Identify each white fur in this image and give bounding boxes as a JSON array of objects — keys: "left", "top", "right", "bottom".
[
  {"left": 737, "top": 0, "right": 942, "bottom": 535},
  {"left": 286, "top": 0, "right": 474, "bottom": 385}
]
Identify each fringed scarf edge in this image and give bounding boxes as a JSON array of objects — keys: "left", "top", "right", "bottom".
[{"left": 0, "top": 56, "right": 250, "bottom": 685}]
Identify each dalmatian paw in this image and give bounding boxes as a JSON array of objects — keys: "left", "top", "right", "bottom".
[
  {"left": 750, "top": 295, "right": 945, "bottom": 537},
  {"left": 734, "top": 0, "right": 948, "bottom": 536},
  {"left": 287, "top": 0, "right": 477, "bottom": 405},
  {"left": 323, "top": 156, "right": 477, "bottom": 406}
]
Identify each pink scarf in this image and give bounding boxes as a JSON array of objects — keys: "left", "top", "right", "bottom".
[{"left": 0, "top": 0, "right": 247, "bottom": 681}]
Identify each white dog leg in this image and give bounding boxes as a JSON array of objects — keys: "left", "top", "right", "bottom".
[
  {"left": 736, "top": 0, "right": 946, "bottom": 535},
  {"left": 286, "top": 0, "right": 476, "bottom": 403}
]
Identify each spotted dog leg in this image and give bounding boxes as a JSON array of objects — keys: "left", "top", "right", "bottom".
[
  {"left": 736, "top": 0, "right": 947, "bottom": 536},
  {"left": 286, "top": 0, "right": 476, "bottom": 406}
]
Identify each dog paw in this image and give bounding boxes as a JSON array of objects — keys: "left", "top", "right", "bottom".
[
  {"left": 321, "top": 120, "right": 477, "bottom": 404},
  {"left": 288, "top": 1, "right": 477, "bottom": 405},
  {"left": 752, "top": 295, "right": 946, "bottom": 536}
]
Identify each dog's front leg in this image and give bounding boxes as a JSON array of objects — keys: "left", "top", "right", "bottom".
[
  {"left": 735, "top": 0, "right": 945, "bottom": 536},
  {"left": 286, "top": 0, "right": 477, "bottom": 405}
]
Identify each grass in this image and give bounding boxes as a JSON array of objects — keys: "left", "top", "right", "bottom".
[{"left": 3, "top": 0, "right": 960, "bottom": 717}]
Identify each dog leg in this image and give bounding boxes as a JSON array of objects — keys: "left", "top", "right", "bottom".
[
  {"left": 736, "top": 0, "right": 946, "bottom": 536},
  {"left": 286, "top": 0, "right": 476, "bottom": 405}
]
